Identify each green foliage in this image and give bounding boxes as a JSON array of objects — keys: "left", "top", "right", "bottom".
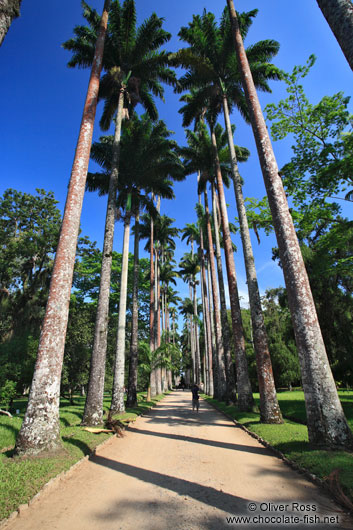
[
  {"left": 174, "top": 7, "right": 281, "bottom": 123},
  {"left": 265, "top": 55, "right": 353, "bottom": 202},
  {"left": 0, "top": 333, "right": 38, "bottom": 398},
  {"left": 262, "top": 289, "right": 301, "bottom": 389},
  {"left": 0, "top": 381, "right": 16, "bottom": 410},
  {"left": 73, "top": 246, "right": 151, "bottom": 337},
  {"left": 137, "top": 340, "right": 181, "bottom": 391},
  {"left": 0, "top": 188, "right": 61, "bottom": 336},
  {"left": 61, "top": 297, "right": 95, "bottom": 400},
  {"left": 63, "top": 0, "right": 177, "bottom": 127},
  {"left": 299, "top": 222, "right": 353, "bottom": 385}
]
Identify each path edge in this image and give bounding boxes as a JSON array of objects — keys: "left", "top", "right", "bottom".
[
  {"left": 205, "top": 398, "right": 353, "bottom": 518},
  {"left": 0, "top": 394, "right": 168, "bottom": 529}
]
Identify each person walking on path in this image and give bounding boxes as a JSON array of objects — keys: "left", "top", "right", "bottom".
[{"left": 192, "top": 384, "right": 200, "bottom": 411}]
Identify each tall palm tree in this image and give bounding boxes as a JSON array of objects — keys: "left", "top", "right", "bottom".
[
  {"left": 195, "top": 123, "right": 244, "bottom": 402},
  {"left": 124, "top": 117, "right": 182, "bottom": 407},
  {"left": 181, "top": 223, "right": 203, "bottom": 385},
  {"left": 227, "top": 0, "right": 353, "bottom": 447},
  {"left": 84, "top": 115, "right": 179, "bottom": 413},
  {"left": 15, "top": 0, "right": 110, "bottom": 455},
  {"left": 179, "top": 252, "right": 201, "bottom": 384},
  {"left": 316, "top": 0, "right": 353, "bottom": 71},
  {"left": 139, "top": 213, "right": 180, "bottom": 395},
  {"left": 0, "top": 0, "right": 22, "bottom": 46},
  {"left": 195, "top": 202, "right": 214, "bottom": 395},
  {"left": 181, "top": 223, "right": 199, "bottom": 257},
  {"left": 174, "top": 10, "right": 283, "bottom": 420},
  {"left": 179, "top": 118, "right": 251, "bottom": 405},
  {"left": 64, "top": 1, "right": 176, "bottom": 426}
]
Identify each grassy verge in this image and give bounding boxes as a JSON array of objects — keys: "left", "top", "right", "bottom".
[
  {"left": 202, "top": 393, "right": 353, "bottom": 504},
  {"left": 0, "top": 392, "right": 167, "bottom": 522}
]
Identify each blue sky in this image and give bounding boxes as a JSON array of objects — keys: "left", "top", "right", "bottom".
[{"left": 1, "top": 0, "right": 352, "bottom": 307}]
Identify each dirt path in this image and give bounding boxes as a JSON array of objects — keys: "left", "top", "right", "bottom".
[{"left": 7, "top": 391, "right": 352, "bottom": 530}]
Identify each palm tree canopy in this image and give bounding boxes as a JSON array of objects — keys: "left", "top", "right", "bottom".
[
  {"left": 86, "top": 113, "right": 186, "bottom": 217},
  {"left": 178, "top": 121, "right": 249, "bottom": 193},
  {"left": 171, "top": 7, "right": 281, "bottom": 123},
  {"left": 139, "top": 213, "right": 179, "bottom": 254},
  {"left": 63, "top": 0, "right": 177, "bottom": 129},
  {"left": 178, "top": 252, "right": 201, "bottom": 280},
  {"left": 181, "top": 223, "right": 200, "bottom": 247}
]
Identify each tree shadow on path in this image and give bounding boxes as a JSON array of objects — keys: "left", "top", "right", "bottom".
[
  {"left": 90, "top": 454, "right": 253, "bottom": 516},
  {"left": 127, "top": 426, "right": 270, "bottom": 455}
]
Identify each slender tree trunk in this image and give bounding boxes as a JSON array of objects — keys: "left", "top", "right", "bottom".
[
  {"left": 228, "top": 0, "right": 353, "bottom": 448},
  {"left": 193, "top": 281, "right": 201, "bottom": 385},
  {"left": 110, "top": 213, "right": 131, "bottom": 414},
  {"left": 211, "top": 127, "right": 253, "bottom": 410},
  {"left": 126, "top": 212, "right": 140, "bottom": 408},
  {"left": 201, "top": 248, "right": 213, "bottom": 395},
  {"left": 204, "top": 189, "right": 226, "bottom": 399},
  {"left": 15, "top": 1, "right": 110, "bottom": 456},
  {"left": 211, "top": 184, "right": 237, "bottom": 402},
  {"left": 188, "top": 283, "right": 197, "bottom": 383},
  {"left": 82, "top": 88, "right": 125, "bottom": 425},
  {"left": 222, "top": 94, "right": 282, "bottom": 423},
  {"left": 0, "top": 0, "right": 22, "bottom": 46},
  {"left": 316, "top": 0, "right": 353, "bottom": 71},
  {"left": 155, "top": 249, "right": 162, "bottom": 394},
  {"left": 199, "top": 233, "right": 211, "bottom": 394},
  {"left": 149, "top": 205, "right": 156, "bottom": 397},
  {"left": 207, "top": 258, "right": 216, "bottom": 396}
]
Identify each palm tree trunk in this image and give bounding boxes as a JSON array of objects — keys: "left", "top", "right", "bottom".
[
  {"left": 15, "top": 1, "right": 110, "bottom": 455},
  {"left": 227, "top": 0, "right": 353, "bottom": 448},
  {"left": 211, "top": 127, "right": 253, "bottom": 411},
  {"left": 222, "top": 94, "right": 282, "bottom": 423},
  {"left": 198, "top": 233, "right": 208, "bottom": 391},
  {"left": 126, "top": 212, "right": 140, "bottom": 408},
  {"left": 211, "top": 183, "right": 237, "bottom": 402},
  {"left": 155, "top": 248, "right": 162, "bottom": 394},
  {"left": 201, "top": 249, "right": 213, "bottom": 395},
  {"left": 0, "top": 0, "right": 22, "bottom": 46},
  {"left": 207, "top": 258, "right": 217, "bottom": 390},
  {"left": 149, "top": 205, "right": 156, "bottom": 397},
  {"left": 193, "top": 281, "right": 201, "bottom": 385},
  {"left": 82, "top": 88, "right": 125, "bottom": 425},
  {"left": 204, "top": 189, "right": 226, "bottom": 400},
  {"left": 110, "top": 213, "right": 131, "bottom": 414},
  {"left": 316, "top": 0, "right": 353, "bottom": 71}
]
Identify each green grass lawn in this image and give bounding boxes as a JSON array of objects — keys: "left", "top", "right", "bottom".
[
  {"left": 262, "top": 389, "right": 353, "bottom": 431},
  {"left": 0, "top": 392, "right": 167, "bottom": 522},
  {"left": 202, "top": 391, "right": 353, "bottom": 505}
]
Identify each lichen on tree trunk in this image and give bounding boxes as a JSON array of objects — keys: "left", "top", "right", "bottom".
[
  {"left": 228, "top": 0, "right": 353, "bottom": 448},
  {"left": 15, "top": 0, "right": 110, "bottom": 456},
  {"left": 82, "top": 87, "right": 124, "bottom": 426},
  {"left": 222, "top": 93, "right": 282, "bottom": 423}
]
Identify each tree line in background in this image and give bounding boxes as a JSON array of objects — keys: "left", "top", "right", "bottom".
[{"left": 1, "top": 0, "right": 353, "bottom": 455}]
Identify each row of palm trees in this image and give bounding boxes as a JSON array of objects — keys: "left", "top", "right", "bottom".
[{"left": 15, "top": 0, "right": 353, "bottom": 456}]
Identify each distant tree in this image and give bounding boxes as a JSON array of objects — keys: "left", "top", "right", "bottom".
[
  {"left": 0, "top": 0, "right": 22, "bottom": 46},
  {"left": 61, "top": 296, "right": 94, "bottom": 404},
  {"left": 261, "top": 290, "right": 301, "bottom": 389},
  {"left": 0, "top": 188, "right": 61, "bottom": 337},
  {"left": 316, "top": 0, "right": 353, "bottom": 71}
]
